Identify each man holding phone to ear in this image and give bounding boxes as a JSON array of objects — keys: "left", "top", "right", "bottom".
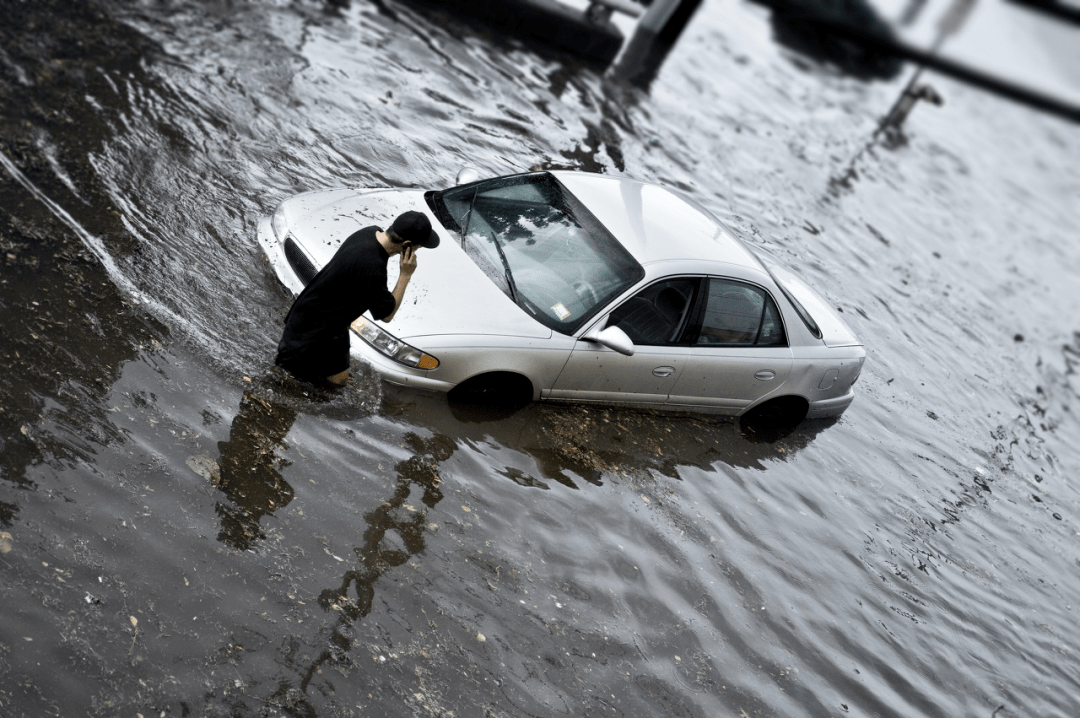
[{"left": 274, "top": 210, "right": 440, "bottom": 387}]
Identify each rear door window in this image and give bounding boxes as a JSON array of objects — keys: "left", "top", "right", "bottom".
[{"left": 694, "top": 278, "right": 786, "bottom": 347}]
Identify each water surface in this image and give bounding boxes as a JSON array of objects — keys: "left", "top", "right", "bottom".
[{"left": 1, "top": 1, "right": 1078, "bottom": 716}]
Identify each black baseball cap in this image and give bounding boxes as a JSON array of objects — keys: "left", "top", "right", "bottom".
[{"left": 389, "top": 211, "right": 440, "bottom": 249}]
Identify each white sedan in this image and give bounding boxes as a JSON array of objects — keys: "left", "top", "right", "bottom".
[{"left": 257, "top": 170, "right": 865, "bottom": 423}]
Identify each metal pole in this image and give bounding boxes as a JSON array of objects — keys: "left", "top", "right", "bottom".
[
  {"left": 610, "top": 0, "right": 701, "bottom": 84},
  {"left": 639, "top": 0, "right": 683, "bottom": 33},
  {"left": 878, "top": 0, "right": 977, "bottom": 133}
]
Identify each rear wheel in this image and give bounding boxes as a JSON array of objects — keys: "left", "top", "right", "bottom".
[
  {"left": 448, "top": 372, "right": 533, "bottom": 407},
  {"left": 739, "top": 396, "right": 808, "bottom": 441}
]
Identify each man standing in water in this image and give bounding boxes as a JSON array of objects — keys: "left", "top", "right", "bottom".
[{"left": 275, "top": 210, "right": 440, "bottom": 386}]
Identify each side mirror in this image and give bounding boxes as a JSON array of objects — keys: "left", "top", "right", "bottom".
[
  {"left": 455, "top": 167, "right": 480, "bottom": 185},
  {"left": 585, "top": 324, "right": 635, "bottom": 356}
]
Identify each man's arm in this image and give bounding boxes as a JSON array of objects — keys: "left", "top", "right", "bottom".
[{"left": 378, "top": 246, "right": 418, "bottom": 323}]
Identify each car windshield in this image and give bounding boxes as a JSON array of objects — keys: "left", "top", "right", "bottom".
[{"left": 427, "top": 172, "right": 644, "bottom": 334}]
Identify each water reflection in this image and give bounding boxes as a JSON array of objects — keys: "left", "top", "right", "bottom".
[
  {"left": 393, "top": 389, "right": 835, "bottom": 480},
  {"left": 609, "top": 0, "right": 705, "bottom": 88},
  {"left": 219, "top": 330, "right": 1078, "bottom": 715},
  {"left": 214, "top": 390, "right": 298, "bottom": 550},
  {"left": 209, "top": 370, "right": 379, "bottom": 550},
  {"left": 276, "top": 428, "right": 451, "bottom": 716},
  {"left": 3, "top": 0, "right": 1078, "bottom": 713},
  {"left": 242, "top": 384, "right": 834, "bottom": 711}
]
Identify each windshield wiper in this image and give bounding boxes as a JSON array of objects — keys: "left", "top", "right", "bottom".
[{"left": 487, "top": 230, "right": 518, "bottom": 303}]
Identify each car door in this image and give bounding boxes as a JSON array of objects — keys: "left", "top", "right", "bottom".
[
  {"left": 668, "top": 277, "right": 793, "bottom": 413},
  {"left": 547, "top": 278, "right": 699, "bottom": 405}
]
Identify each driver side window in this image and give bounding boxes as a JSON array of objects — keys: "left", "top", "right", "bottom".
[{"left": 607, "top": 278, "right": 698, "bottom": 346}]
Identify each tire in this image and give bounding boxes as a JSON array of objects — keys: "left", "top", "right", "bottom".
[
  {"left": 738, "top": 396, "right": 808, "bottom": 441},
  {"left": 448, "top": 372, "right": 533, "bottom": 407}
]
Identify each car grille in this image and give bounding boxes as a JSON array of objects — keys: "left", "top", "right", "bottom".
[{"left": 283, "top": 236, "right": 318, "bottom": 286}]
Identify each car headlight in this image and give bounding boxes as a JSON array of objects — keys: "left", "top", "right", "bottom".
[
  {"left": 352, "top": 317, "right": 439, "bottom": 370},
  {"left": 271, "top": 203, "right": 290, "bottom": 242}
]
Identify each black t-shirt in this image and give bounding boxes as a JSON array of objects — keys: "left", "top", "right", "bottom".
[{"left": 275, "top": 226, "right": 396, "bottom": 379}]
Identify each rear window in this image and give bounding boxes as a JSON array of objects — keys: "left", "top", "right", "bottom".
[{"left": 772, "top": 275, "right": 822, "bottom": 340}]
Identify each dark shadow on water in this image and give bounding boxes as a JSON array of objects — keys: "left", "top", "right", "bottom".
[
  {"left": 446, "top": 396, "right": 531, "bottom": 424},
  {"left": 386, "top": 386, "right": 835, "bottom": 479},
  {"left": 751, "top": 0, "right": 903, "bottom": 81},
  {"left": 740, "top": 413, "right": 836, "bottom": 444}
]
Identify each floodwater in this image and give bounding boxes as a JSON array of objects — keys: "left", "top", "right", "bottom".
[{"left": 2, "top": 0, "right": 1078, "bottom": 716}]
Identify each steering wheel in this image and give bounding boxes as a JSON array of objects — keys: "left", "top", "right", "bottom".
[{"left": 573, "top": 280, "right": 601, "bottom": 306}]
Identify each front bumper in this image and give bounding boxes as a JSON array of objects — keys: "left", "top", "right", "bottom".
[{"left": 349, "top": 335, "right": 455, "bottom": 393}]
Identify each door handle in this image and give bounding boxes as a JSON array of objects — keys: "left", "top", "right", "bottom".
[
  {"left": 652, "top": 366, "right": 675, "bottom": 377},
  {"left": 754, "top": 370, "right": 776, "bottom": 381}
]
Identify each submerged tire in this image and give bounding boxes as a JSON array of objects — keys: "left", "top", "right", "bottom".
[
  {"left": 448, "top": 372, "right": 533, "bottom": 407},
  {"left": 739, "top": 396, "right": 809, "bottom": 440}
]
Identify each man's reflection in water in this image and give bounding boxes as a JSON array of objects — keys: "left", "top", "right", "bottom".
[{"left": 214, "top": 390, "right": 298, "bottom": 550}]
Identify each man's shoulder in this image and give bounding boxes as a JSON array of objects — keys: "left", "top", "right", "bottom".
[
  {"left": 332, "top": 225, "right": 388, "bottom": 271},
  {"left": 341, "top": 225, "right": 380, "bottom": 247},
  {"left": 336, "top": 226, "right": 383, "bottom": 257}
]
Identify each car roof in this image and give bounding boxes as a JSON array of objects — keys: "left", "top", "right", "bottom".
[{"left": 550, "top": 171, "right": 765, "bottom": 271}]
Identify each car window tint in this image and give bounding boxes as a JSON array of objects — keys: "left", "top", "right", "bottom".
[
  {"left": 608, "top": 278, "right": 697, "bottom": 346},
  {"left": 696, "top": 279, "right": 786, "bottom": 347}
]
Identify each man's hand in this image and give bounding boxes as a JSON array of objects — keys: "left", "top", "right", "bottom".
[
  {"left": 400, "top": 245, "right": 418, "bottom": 276},
  {"left": 383, "top": 245, "right": 418, "bottom": 323}
]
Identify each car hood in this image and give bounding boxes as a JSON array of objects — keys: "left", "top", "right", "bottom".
[
  {"left": 768, "top": 264, "right": 862, "bottom": 348},
  {"left": 286, "top": 188, "right": 551, "bottom": 342}
]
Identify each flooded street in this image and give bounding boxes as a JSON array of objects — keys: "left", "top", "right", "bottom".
[{"left": 2, "top": 0, "right": 1079, "bottom": 716}]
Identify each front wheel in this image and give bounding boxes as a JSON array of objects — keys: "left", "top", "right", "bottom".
[{"left": 448, "top": 372, "right": 533, "bottom": 407}]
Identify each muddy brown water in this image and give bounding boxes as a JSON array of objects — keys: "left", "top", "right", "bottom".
[{"left": 2, "top": 1, "right": 1078, "bottom": 716}]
